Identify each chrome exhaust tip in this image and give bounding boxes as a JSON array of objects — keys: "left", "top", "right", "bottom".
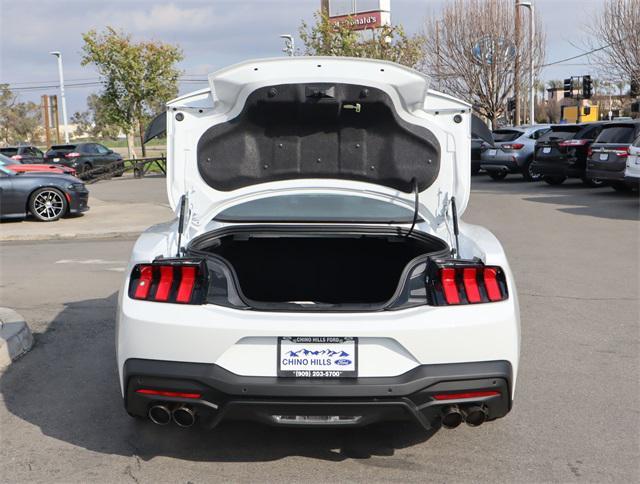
[
  {"left": 463, "top": 405, "right": 487, "bottom": 427},
  {"left": 172, "top": 405, "right": 196, "bottom": 428},
  {"left": 148, "top": 404, "right": 172, "bottom": 425},
  {"left": 441, "top": 405, "right": 464, "bottom": 429}
]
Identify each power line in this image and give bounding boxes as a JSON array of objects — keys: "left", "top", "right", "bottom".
[{"left": 541, "top": 36, "right": 628, "bottom": 68}]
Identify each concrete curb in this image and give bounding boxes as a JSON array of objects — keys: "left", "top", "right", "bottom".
[
  {"left": 0, "top": 308, "right": 34, "bottom": 368},
  {"left": 0, "top": 231, "right": 145, "bottom": 242}
]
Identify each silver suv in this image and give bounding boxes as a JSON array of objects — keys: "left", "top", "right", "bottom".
[{"left": 481, "top": 125, "right": 551, "bottom": 181}]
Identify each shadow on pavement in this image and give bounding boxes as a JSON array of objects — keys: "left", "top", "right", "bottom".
[
  {"left": 0, "top": 293, "right": 435, "bottom": 463},
  {"left": 472, "top": 176, "right": 639, "bottom": 221}
]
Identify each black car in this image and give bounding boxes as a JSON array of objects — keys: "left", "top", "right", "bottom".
[
  {"left": 0, "top": 165, "right": 89, "bottom": 221},
  {"left": 44, "top": 143, "right": 123, "bottom": 175},
  {"left": 531, "top": 122, "right": 606, "bottom": 186},
  {"left": 586, "top": 121, "right": 640, "bottom": 191},
  {"left": 0, "top": 145, "right": 45, "bottom": 163},
  {"left": 471, "top": 138, "right": 484, "bottom": 175}
]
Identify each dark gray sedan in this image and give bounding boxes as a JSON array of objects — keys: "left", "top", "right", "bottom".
[{"left": 0, "top": 165, "right": 89, "bottom": 221}]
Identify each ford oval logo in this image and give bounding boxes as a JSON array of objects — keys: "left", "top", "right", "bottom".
[{"left": 335, "top": 358, "right": 352, "bottom": 366}]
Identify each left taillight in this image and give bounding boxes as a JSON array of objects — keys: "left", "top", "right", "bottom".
[
  {"left": 128, "top": 259, "right": 208, "bottom": 304},
  {"left": 427, "top": 260, "right": 509, "bottom": 306}
]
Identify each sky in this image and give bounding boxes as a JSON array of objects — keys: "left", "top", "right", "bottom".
[{"left": 0, "top": 0, "right": 606, "bottom": 114}]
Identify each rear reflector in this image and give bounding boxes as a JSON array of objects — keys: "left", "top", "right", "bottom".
[
  {"left": 136, "top": 389, "right": 201, "bottom": 399},
  {"left": 427, "top": 260, "right": 508, "bottom": 306},
  {"left": 434, "top": 390, "right": 501, "bottom": 401},
  {"left": 129, "top": 259, "right": 208, "bottom": 304}
]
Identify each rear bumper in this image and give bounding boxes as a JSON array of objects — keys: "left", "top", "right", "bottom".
[
  {"left": 124, "top": 358, "right": 512, "bottom": 430},
  {"left": 585, "top": 166, "right": 625, "bottom": 182},
  {"left": 531, "top": 160, "right": 583, "bottom": 178}
]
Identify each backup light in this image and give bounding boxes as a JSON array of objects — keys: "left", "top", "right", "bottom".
[
  {"left": 129, "top": 259, "right": 208, "bottom": 304},
  {"left": 427, "top": 260, "right": 508, "bottom": 306}
]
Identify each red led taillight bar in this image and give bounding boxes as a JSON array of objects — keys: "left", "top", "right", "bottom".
[
  {"left": 427, "top": 260, "right": 509, "bottom": 306},
  {"left": 129, "top": 259, "right": 208, "bottom": 304}
]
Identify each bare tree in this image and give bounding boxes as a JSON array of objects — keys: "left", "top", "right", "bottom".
[
  {"left": 421, "top": 0, "right": 545, "bottom": 126},
  {"left": 589, "top": 0, "right": 640, "bottom": 88}
]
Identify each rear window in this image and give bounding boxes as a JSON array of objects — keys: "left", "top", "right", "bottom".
[
  {"left": 0, "top": 148, "right": 18, "bottom": 156},
  {"left": 48, "top": 145, "right": 76, "bottom": 153},
  {"left": 595, "top": 125, "right": 637, "bottom": 144},
  {"left": 215, "top": 194, "right": 417, "bottom": 223},
  {"left": 538, "top": 126, "right": 581, "bottom": 141},
  {"left": 492, "top": 130, "right": 522, "bottom": 142}
]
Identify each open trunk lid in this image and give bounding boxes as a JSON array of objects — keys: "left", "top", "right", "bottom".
[{"left": 165, "top": 57, "right": 472, "bottom": 225}]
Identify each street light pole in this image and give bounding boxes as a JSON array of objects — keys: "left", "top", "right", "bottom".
[
  {"left": 50, "top": 51, "right": 69, "bottom": 143},
  {"left": 516, "top": 1, "right": 535, "bottom": 124}
]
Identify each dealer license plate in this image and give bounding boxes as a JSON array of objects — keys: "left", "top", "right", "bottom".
[
  {"left": 488, "top": 149, "right": 497, "bottom": 156},
  {"left": 278, "top": 336, "right": 357, "bottom": 378},
  {"left": 543, "top": 147, "right": 551, "bottom": 154},
  {"left": 600, "top": 153, "right": 609, "bottom": 161}
]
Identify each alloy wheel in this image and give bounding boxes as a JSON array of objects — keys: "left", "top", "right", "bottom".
[{"left": 33, "top": 190, "right": 65, "bottom": 221}]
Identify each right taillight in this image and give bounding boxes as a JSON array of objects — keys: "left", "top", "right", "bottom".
[
  {"left": 427, "top": 261, "right": 509, "bottom": 306},
  {"left": 129, "top": 259, "right": 208, "bottom": 304}
]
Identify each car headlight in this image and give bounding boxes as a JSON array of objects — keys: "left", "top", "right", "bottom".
[{"left": 67, "top": 183, "right": 86, "bottom": 191}]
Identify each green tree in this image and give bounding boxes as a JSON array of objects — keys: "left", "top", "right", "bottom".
[
  {"left": 0, "top": 84, "right": 42, "bottom": 144},
  {"left": 81, "top": 27, "right": 183, "bottom": 157},
  {"left": 299, "top": 12, "right": 423, "bottom": 68}
]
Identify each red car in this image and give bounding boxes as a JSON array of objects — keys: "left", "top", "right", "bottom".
[{"left": 0, "top": 153, "right": 77, "bottom": 176}]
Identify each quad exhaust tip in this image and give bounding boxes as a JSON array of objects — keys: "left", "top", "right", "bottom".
[
  {"left": 172, "top": 405, "right": 196, "bottom": 428},
  {"left": 462, "top": 405, "right": 487, "bottom": 427},
  {"left": 441, "top": 405, "right": 464, "bottom": 429},
  {"left": 148, "top": 404, "right": 172, "bottom": 425}
]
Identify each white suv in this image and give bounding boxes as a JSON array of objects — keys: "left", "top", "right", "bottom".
[
  {"left": 117, "top": 58, "right": 520, "bottom": 431},
  {"left": 624, "top": 134, "right": 640, "bottom": 186}
]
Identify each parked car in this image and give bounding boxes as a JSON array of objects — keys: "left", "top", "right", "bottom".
[
  {"left": 44, "top": 143, "right": 123, "bottom": 175},
  {"left": 530, "top": 122, "right": 606, "bottom": 186},
  {"left": 0, "top": 165, "right": 89, "bottom": 221},
  {"left": 117, "top": 58, "right": 520, "bottom": 432},
  {"left": 471, "top": 138, "right": 483, "bottom": 175},
  {"left": 0, "top": 145, "right": 45, "bottom": 163},
  {"left": 586, "top": 120, "right": 640, "bottom": 191},
  {"left": 0, "top": 153, "right": 76, "bottom": 176},
  {"left": 481, "top": 125, "right": 551, "bottom": 181},
  {"left": 623, "top": 134, "right": 640, "bottom": 187}
]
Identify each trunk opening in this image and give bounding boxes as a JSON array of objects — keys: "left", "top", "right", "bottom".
[{"left": 188, "top": 227, "right": 449, "bottom": 310}]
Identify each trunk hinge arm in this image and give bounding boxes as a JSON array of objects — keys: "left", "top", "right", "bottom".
[{"left": 176, "top": 193, "right": 190, "bottom": 257}]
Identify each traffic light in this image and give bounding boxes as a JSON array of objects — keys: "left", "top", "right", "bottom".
[
  {"left": 582, "top": 75, "right": 593, "bottom": 99},
  {"left": 507, "top": 98, "right": 516, "bottom": 112},
  {"left": 563, "top": 78, "right": 573, "bottom": 98}
]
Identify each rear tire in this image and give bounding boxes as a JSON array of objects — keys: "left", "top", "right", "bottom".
[
  {"left": 113, "top": 162, "right": 125, "bottom": 177},
  {"left": 582, "top": 177, "right": 605, "bottom": 188},
  {"left": 523, "top": 160, "right": 542, "bottom": 182},
  {"left": 29, "top": 187, "right": 67, "bottom": 222},
  {"left": 544, "top": 176, "right": 566, "bottom": 185},
  {"left": 488, "top": 171, "right": 508, "bottom": 181}
]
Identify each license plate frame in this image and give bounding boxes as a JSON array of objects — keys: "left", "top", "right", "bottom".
[{"left": 277, "top": 336, "right": 358, "bottom": 378}]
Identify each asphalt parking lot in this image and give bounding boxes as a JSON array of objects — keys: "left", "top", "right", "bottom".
[{"left": 0, "top": 176, "right": 638, "bottom": 483}]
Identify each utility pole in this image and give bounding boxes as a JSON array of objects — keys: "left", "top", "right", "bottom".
[
  {"left": 517, "top": 1, "right": 535, "bottom": 124},
  {"left": 514, "top": 0, "right": 521, "bottom": 126},
  {"left": 50, "top": 51, "right": 69, "bottom": 143},
  {"left": 41, "top": 95, "right": 51, "bottom": 147}
]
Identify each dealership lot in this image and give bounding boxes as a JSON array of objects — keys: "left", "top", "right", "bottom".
[{"left": 0, "top": 176, "right": 638, "bottom": 483}]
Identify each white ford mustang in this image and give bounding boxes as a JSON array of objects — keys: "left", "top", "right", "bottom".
[{"left": 117, "top": 57, "right": 520, "bottom": 431}]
